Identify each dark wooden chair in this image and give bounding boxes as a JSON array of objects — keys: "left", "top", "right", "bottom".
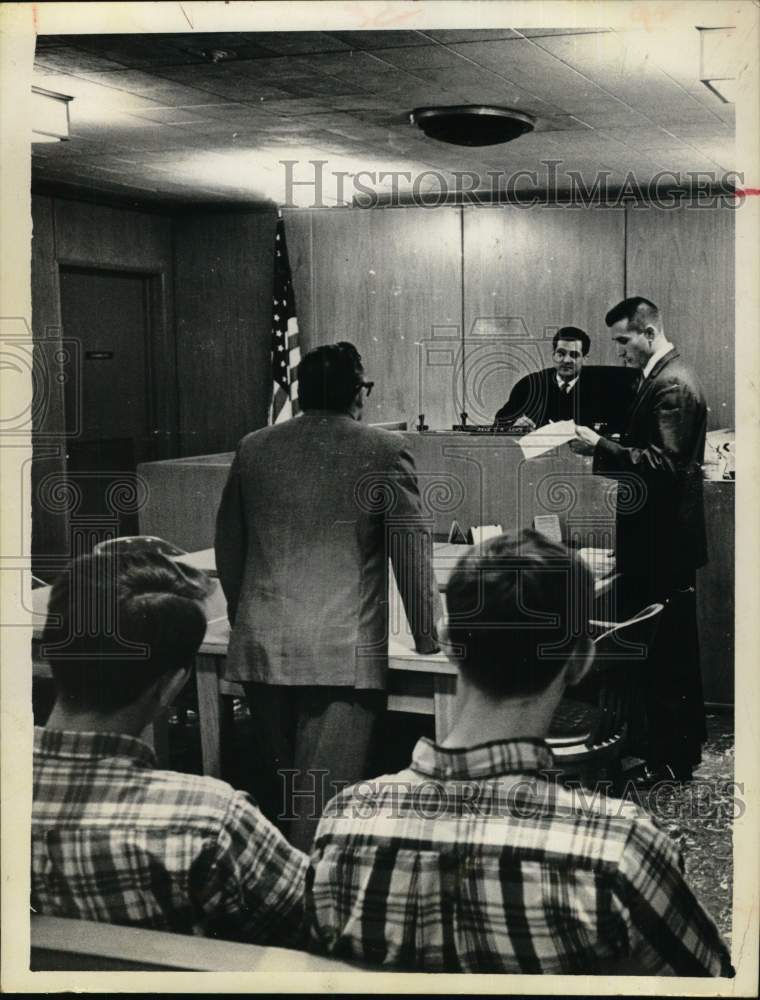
[{"left": 547, "top": 603, "right": 664, "bottom": 788}]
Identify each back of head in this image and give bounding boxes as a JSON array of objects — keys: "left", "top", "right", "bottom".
[
  {"left": 43, "top": 550, "right": 212, "bottom": 712},
  {"left": 444, "top": 529, "right": 594, "bottom": 697},
  {"left": 297, "top": 341, "right": 363, "bottom": 413},
  {"left": 605, "top": 296, "right": 661, "bottom": 334}
]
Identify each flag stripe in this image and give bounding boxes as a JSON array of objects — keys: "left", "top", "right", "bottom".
[{"left": 270, "top": 215, "right": 301, "bottom": 424}]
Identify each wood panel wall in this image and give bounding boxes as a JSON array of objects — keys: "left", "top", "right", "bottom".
[
  {"left": 172, "top": 207, "right": 277, "bottom": 455},
  {"left": 30, "top": 195, "right": 67, "bottom": 561},
  {"left": 286, "top": 207, "right": 463, "bottom": 430},
  {"left": 625, "top": 205, "right": 735, "bottom": 430},
  {"left": 32, "top": 196, "right": 735, "bottom": 566},
  {"left": 462, "top": 206, "right": 625, "bottom": 423},
  {"left": 285, "top": 203, "right": 733, "bottom": 430}
]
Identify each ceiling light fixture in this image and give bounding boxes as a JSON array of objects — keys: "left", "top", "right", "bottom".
[
  {"left": 410, "top": 106, "right": 535, "bottom": 146},
  {"left": 32, "top": 85, "right": 72, "bottom": 142}
]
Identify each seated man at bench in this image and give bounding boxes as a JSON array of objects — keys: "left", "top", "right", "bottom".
[
  {"left": 307, "top": 530, "right": 733, "bottom": 976},
  {"left": 33, "top": 550, "right": 307, "bottom": 946}
]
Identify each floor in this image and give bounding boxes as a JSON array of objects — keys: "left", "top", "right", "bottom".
[
  {"left": 626, "top": 711, "right": 735, "bottom": 944},
  {"left": 167, "top": 702, "right": 734, "bottom": 944}
]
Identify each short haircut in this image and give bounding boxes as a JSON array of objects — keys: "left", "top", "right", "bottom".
[
  {"left": 43, "top": 550, "right": 211, "bottom": 712},
  {"left": 297, "top": 341, "right": 364, "bottom": 413},
  {"left": 444, "top": 529, "right": 594, "bottom": 698},
  {"left": 605, "top": 296, "right": 661, "bottom": 333},
  {"left": 552, "top": 326, "right": 590, "bottom": 356}
]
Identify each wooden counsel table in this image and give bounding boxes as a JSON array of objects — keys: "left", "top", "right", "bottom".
[
  {"left": 189, "top": 545, "right": 461, "bottom": 777},
  {"left": 31, "top": 545, "right": 465, "bottom": 777},
  {"left": 32, "top": 542, "right": 622, "bottom": 776}
]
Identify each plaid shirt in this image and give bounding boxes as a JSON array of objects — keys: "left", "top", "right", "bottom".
[
  {"left": 307, "top": 737, "right": 733, "bottom": 975},
  {"left": 32, "top": 727, "right": 307, "bottom": 945}
]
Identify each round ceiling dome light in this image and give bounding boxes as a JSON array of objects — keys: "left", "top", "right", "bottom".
[{"left": 410, "top": 105, "right": 535, "bottom": 146}]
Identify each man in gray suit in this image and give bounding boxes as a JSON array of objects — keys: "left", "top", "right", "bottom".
[{"left": 215, "top": 342, "right": 441, "bottom": 850}]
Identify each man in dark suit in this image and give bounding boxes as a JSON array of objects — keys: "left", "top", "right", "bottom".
[
  {"left": 572, "top": 297, "right": 708, "bottom": 784},
  {"left": 215, "top": 342, "right": 441, "bottom": 850},
  {"left": 494, "top": 326, "right": 594, "bottom": 429}
]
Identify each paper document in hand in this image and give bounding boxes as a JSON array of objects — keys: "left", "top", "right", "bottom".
[{"left": 518, "top": 420, "right": 576, "bottom": 459}]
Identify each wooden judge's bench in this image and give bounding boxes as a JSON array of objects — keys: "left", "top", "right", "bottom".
[{"left": 136, "top": 432, "right": 734, "bottom": 707}]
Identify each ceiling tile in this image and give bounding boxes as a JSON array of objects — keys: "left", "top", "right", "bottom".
[
  {"left": 129, "top": 107, "right": 223, "bottom": 126},
  {"left": 61, "top": 35, "right": 208, "bottom": 69},
  {"left": 517, "top": 28, "right": 612, "bottom": 38},
  {"left": 33, "top": 28, "right": 738, "bottom": 204},
  {"left": 421, "top": 29, "right": 521, "bottom": 43},
  {"left": 325, "top": 31, "right": 429, "bottom": 50},
  {"left": 33, "top": 46, "right": 131, "bottom": 76},
  {"left": 448, "top": 38, "right": 612, "bottom": 109},
  {"left": 245, "top": 31, "right": 354, "bottom": 55},
  {"left": 371, "top": 45, "right": 472, "bottom": 71}
]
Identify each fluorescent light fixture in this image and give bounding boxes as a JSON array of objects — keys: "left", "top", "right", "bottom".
[
  {"left": 32, "top": 85, "right": 72, "bottom": 142},
  {"left": 699, "top": 27, "right": 736, "bottom": 104}
]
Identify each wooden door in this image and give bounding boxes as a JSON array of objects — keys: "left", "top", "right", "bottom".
[{"left": 59, "top": 266, "right": 155, "bottom": 536}]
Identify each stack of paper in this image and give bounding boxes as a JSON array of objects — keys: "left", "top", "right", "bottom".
[{"left": 518, "top": 420, "right": 576, "bottom": 459}]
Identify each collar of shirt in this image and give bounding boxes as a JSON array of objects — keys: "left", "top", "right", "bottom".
[
  {"left": 34, "top": 725, "right": 157, "bottom": 768},
  {"left": 642, "top": 341, "right": 674, "bottom": 380},
  {"left": 555, "top": 373, "right": 579, "bottom": 393},
  {"left": 410, "top": 736, "right": 555, "bottom": 781}
]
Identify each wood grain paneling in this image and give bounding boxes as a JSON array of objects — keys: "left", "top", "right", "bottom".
[
  {"left": 173, "top": 208, "right": 277, "bottom": 455},
  {"left": 625, "top": 204, "right": 734, "bottom": 430},
  {"left": 53, "top": 199, "right": 173, "bottom": 271},
  {"left": 309, "top": 208, "right": 463, "bottom": 430},
  {"left": 31, "top": 194, "right": 68, "bottom": 561},
  {"left": 698, "top": 481, "right": 734, "bottom": 704},
  {"left": 462, "top": 206, "right": 625, "bottom": 424},
  {"left": 138, "top": 454, "right": 233, "bottom": 552},
  {"left": 402, "top": 432, "right": 617, "bottom": 546}
]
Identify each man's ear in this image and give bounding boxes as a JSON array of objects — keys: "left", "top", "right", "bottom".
[
  {"left": 156, "top": 663, "right": 192, "bottom": 711},
  {"left": 645, "top": 325, "right": 657, "bottom": 343},
  {"left": 564, "top": 637, "right": 595, "bottom": 687}
]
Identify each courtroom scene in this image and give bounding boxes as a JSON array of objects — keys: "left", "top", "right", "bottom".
[{"left": 26, "top": 19, "right": 742, "bottom": 978}]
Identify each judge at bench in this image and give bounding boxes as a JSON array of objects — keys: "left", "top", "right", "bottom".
[{"left": 494, "top": 326, "right": 594, "bottom": 430}]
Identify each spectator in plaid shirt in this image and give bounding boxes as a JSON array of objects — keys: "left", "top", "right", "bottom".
[
  {"left": 33, "top": 550, "right": 307, "bottom": 945},
  {"left": 307, "top": 530, "right": 733, "bottom": 975}
]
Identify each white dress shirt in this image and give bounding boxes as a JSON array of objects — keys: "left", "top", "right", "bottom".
[{"left": 556, "top": 373, "right": 579, "bottom": 393}]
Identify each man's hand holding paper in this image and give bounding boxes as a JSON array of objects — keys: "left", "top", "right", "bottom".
[
  {"left": 517, "top": 419, "right": 577, "bottom": 459},
  {"left": 568, "top": 424, "right": 601, "bottom": 456}
]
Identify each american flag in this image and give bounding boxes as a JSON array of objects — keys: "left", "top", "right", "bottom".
[{"left": 270, "top": 213, "right": 301, "bottom": 424}]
